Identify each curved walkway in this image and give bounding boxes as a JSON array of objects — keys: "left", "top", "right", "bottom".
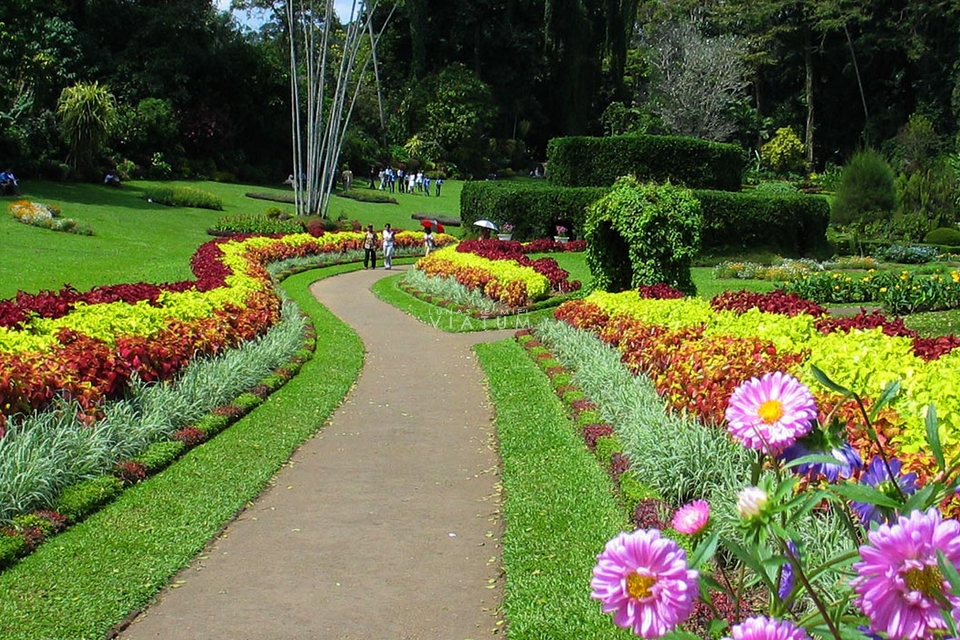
[{"left": 121, "top": 267, "right": 511, "bottom": 639}]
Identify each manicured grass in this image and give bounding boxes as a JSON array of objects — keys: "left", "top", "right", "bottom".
[
  {"left": 691, "top": 266, "right": 776, "bottom": 299},
  {"left": 0, "top": 179, "right": 467, "bottom": 299},
  {"left": 0, "top": 265, "right": 363, "bottom": 639},
  {"left": 905, "top": 308, "right": 960, "bottom": 336},
  {"left": 474, "top": 339, "right": 632, "bottom": 639}
]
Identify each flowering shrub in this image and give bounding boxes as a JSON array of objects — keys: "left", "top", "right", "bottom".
[
  {"left": 556, "top": 224, "right": 568, "bottom": 236},
  {"left": 590, "top": 371, "right": 960, "bottom": 639},
  {"left": 780, "top": 268, "right": 960, "bottom": 314}
]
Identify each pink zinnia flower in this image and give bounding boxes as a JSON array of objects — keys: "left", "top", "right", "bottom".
[
  {"left": 852, "top": 508, "right": 960, "bottom": 639},
  {"left": 726, "top": 616, "right": 811, "bottom": 639},
  {"left": 672, "top": 500, "right": 710, "bottom": 535},
  {"left": 591, "top": 529, "right": 699, "bottom": 638},
  {"left": 725, "top": 372, "right": 817, "bottom": 455}
]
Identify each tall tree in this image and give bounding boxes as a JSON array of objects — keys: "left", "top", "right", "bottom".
[{"left": 57, "top": 81, "right": 117, "bottom": 177}]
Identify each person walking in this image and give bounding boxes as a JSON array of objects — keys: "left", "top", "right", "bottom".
[
  {"left": 382, "top": 223, "right": 396, "bottom": 269},
  {"left": 435, "top": 177, "right": 444, "bottom": 196},
  {"left": 423, "top": 227, "right": 435, "bottom": 255},
  {"left": 363, "top": 224, "right": 378, "bottom": 269},
  {"left": 422, "top": 175, "right": 431, "bottom": 196}
]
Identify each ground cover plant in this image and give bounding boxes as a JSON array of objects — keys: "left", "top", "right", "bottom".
[
  {"left": 8, "top": 200, "right": 92, "bottom": 235},
  {"left": 141, "top": 185, "right": 223, "bottom": 210}
]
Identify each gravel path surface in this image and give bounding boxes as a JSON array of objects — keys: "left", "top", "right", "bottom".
[{"left": 120, "top": 267, "right": 509, "bottom": 639}]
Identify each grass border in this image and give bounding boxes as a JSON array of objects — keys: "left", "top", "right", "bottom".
[
  {"left": 474, "top": 338, "right": 631, "bottom": 639},
  {"left": 0, "top": 265, "right": 363, "bottom": 640}
]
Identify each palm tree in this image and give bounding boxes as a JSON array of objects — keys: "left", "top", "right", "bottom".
[{"left": 57, "top": 82, "right": 117, "bottom": 179}]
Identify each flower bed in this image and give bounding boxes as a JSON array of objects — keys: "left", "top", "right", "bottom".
[
  {"left": 0, "top": 230, "right": 443, "bottom": 429},
  {"left": 554, "top": 288, "right": 960, "bottom": 495}
]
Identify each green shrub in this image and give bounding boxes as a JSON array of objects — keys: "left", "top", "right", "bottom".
[
  {"left": 830, "top": 149, "right": 896, "bottom": 227},
  {"left": 211, "top": 214, "right": 303, "bottom": 236},
  {"left": 233, "top": 393, "right": 262, "bottom": 410},
  {"left": 551, "top": 372, "right": 573, "bottom": 389},
  {"left": 593, "top": 434, "right": 622, "bottom": 466},
  {"left": 0, "top": 534, "right": 27, "bottom": 570},
  {"left": 11, "top": 513, "right": 59, "bottom": 536},
  {"left": 576, "top": 409, "right": 602, "bottom": 427},
  {"left": 923, "top": 227, "right": 960, "bottom": 247},
  {"left": 562, "top": 389, "right": 586, "bottom": 405},
  {"left": 585, "top": 177, "right": 702, "bottom": 294},
  {"left": 52, "top": 476, "right": 123, "bottom": 523},
  {"left": 135, "top": 440, "right": 186, "bottom": 474},
  {"left": 460, "top": 180, "right": 606, "bottom": 241},
  {"left": 697, "top": 189, "right": 830, "bottom": 256},
  {"left": 194, "top": 414, "right": 230, "bottom": 436},
  {"left": 143, "top": 185, "right": 223, "bottom": 210},
  {"left": 760, "top": 126, "right": 806, "bottom": 174},
  {"left": 895, "top": 165, "right": 959, "bottom": 237},
  {"left": 547, "top": 135, "right": 745, "bottom": 191},
  {"left": 618, "top": 473, "right": 656, "bottom": 511}
]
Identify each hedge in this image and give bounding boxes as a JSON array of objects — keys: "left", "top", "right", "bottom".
[
  {"left": 460, "top": 180, "right": 606, "bottom": 241},
  {"left": 546, "top": 135, "right": 746, "bottom": 191},
  {"left": 461, "top": 181, "right": 829, "bottom": 256}
]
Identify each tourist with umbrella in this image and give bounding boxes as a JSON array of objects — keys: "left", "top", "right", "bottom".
[{"left": 473, "top": 219, "right": 498, "bottom": 240}]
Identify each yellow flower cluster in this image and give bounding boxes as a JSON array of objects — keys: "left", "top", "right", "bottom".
[{"left": 416, "top": 246, "right": 550, "bottom": 303}]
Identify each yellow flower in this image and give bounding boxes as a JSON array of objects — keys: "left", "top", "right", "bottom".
[{"left": 880, "top": 287, "right": 888, "bottom": 293}]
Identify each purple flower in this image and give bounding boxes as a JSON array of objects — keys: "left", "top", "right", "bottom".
[
  {"left": 777, "top": 425, "right": 862, "bottom": 483},
  {"left": 851, "top": 456, "right": 919, "bottom": 525},
  {"left": 725, "top": 615, "right": 811, "bottom": 639},
  {"left": 725, "top": 372, "right": 817, "bottom": 455},
  {"left": 852, "top": 508, "right": 960, "bottom": 639},
  {"left": 591, "top": 528, "right": 699, "bottom": 638},
  {"left": 671, "top": 500, "right": 710, "bottom": 536},
  {"left": 777, "top": 540, "right": 799, "bottom": 602}
]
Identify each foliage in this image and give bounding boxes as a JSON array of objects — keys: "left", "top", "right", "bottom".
[
  {"left": 831, "top": 149, "right": 897, "bottom": 227},
  {"left": 142, "top": 185, "right": 223, "bottom": 210},
  {"left": 924, "top": 226, "right": 960, "bottom": 247},
  {"left": 891, "top": 113, "right": 942, "bottom": 174},
  {"left": 546, "top": 134, "right": 745, "bottom": 191},
  {"left": 894, "top": 163, "right": 959, "bottom": 237},
  {"left": 760, "top": 126, "right": 806, "bottom": 174},
  {"left": 643, "top": 20, "right": 749, "bottom": 142},
  {"left": 460, "top": 180, "right": 608, "bottom": 242},
  {"left": 7, "top": 199, "right": 92, "bottom": 235},
  {"left": 56, "top": 81, "right": 117, "bottom": 178},
  {"left": 585, "top": 177, "right": 702, "bottom": 294},
  {"left": 211, "top": 214, "right": 304, "bottom": 236}
]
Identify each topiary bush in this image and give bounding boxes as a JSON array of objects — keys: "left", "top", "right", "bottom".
[
  {"left": 923, "top": 227, "right": 960, "bottom": 247},
  {"left": 584, "top": 177, "right": 702, "bottom": 294},
  {"left": 830, "top": 149, "right": 896, "bottom": 227}
]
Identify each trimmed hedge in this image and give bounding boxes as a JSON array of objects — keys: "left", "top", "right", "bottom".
[
  {"left": 546, "top": 135, "right": 746, "bottom": 191},
  {"left": 461, "top": 181, "right": 830, "bottom": 256},
  {"left": 696, "top": 189, "right": 831, "bottom": 255},
  {"left": 460, "top": 180, "right": 606, "bottom": 241}
]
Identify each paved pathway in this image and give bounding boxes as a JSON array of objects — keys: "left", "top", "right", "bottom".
[{"left": 120, "top": 267, "right": 511, "bottom": 639}]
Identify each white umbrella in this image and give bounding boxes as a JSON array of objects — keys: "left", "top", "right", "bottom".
[{"left": 473, "top": 219, "right": 499, "bottom": 231}]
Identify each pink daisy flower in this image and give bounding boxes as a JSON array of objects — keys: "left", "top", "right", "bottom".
[
  {"left": 725, "top": 372, "right": 817, "bottom": 455},
  {"left": 726, "top": 616, "right": 811, "bottom": 639},
  {"left": 852, "top": 508, "right": 960, "bottom": 639},
  {"left": 672, "top": 500, "right": 710, "bottom": 536},
  {"left": 591, "top": 528, "right": 699, "bottom": 638}
]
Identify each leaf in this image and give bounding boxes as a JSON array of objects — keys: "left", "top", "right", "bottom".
[
  {"left": 689, "top": 531, "right": 718, "bottom": 569},
  {"left": 869, "top": 379, "right": 901, "bottom": 421},
  {"left": 781, "top": 453, "right": 844, "bottom": 471},
  {"left": 925, "top": 404, "right": 946, "bottom": 472},
  {"left": 811, "top": 365, "right": 851, "bottom": 395},
  {"left": 719, "top": 535, "right": 777, "bottom": 591},
  {"left": 830, "top": 483, "right": 900, "bottom": 509}
]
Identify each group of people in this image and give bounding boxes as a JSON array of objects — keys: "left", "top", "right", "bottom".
[
  {"left": 370, "top": 166, "right": 444, "bottom": 196},
  {"left": 362, "top": 223, "right": 437, "bottom": 270},
  {"left": 0, "top": 168, "right": 19, "bottom": 196}
]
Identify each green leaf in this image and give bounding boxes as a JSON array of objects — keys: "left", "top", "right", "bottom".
[
  {"left": 869, "top": 379, "right": 901, "bottom": 421},
  {"left": 811, "top": 365, "right": 851, "bottom": 395},
  {"left": 719, "top": 535, "right": 777, "bottom": 591},
  {"left": 781, "top": 453, "right": 844, "bottom": 471},
  {"left": 902, "top": 484, "right": 938, "bottom": 513},
  {"left": 831, "top": 483, "right": 901, "bottom": 509},
  {"left": 925, "top": 404, "right": 946, "bottom": 472},
  {"left": 689, "top": 531, "right": 718, "bottom": 569}
]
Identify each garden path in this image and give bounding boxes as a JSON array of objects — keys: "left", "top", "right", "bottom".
[{"left": 120, "top": 266, "right": 512, "bottom": 639}]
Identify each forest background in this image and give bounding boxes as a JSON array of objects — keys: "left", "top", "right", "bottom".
[{"left": 2, "top": 0, "right": 958, "bottom": 186}]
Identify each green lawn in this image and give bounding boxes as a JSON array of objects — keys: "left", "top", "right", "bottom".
[{"left": 0, "top": 179, "right": 467, "bottom": 299}]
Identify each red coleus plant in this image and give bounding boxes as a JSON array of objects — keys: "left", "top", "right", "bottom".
[{"left": 710, "top": 290, "right": 828, "bottom": 317}]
